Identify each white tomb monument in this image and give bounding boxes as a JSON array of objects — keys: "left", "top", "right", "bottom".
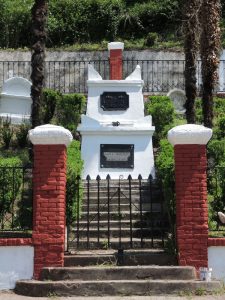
[
  {"left": 78, "top": 42, "right": 155, "bottom": 179},
  {"left": 0, "top": 77, "right": 32, "bottom": 124}
]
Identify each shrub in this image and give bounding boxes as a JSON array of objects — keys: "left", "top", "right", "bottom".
[
  {"left": 15, "top": 168, "right": 33, "bottom": 230},
  {"left": 16, "top": 122, "right": 31, "bottom": 148},
  {"left": 145, "top": 96, "right": 175, "bottom": 145},
  {"left": 0, "top": 0, "right": 32, "bottom": 48},
  {"left": 119, "top": 0, "right": 180, "bottom": 39},
  {"left": 55, "top": 93, "right": 86, "bottom": 136},
  {"left": 214, "top": 97, "right": 225, "bottom": 119},
  {"left": 216, "top": 116, "right": 225, "bottom": 139},
  {"left": 40, "top": 89, "right": 62, "bottom": 124},
  {"left": 144, "top": 32, "right": 158, "bottom": 47},
  {"left": 66, "top": 140, "right": 83, "bottom": 226},
  {"left": 48, "top": 0, "right": 124, "bottom": 45},
  {"left": 195, "top": 98, "right": 203, "bottom": 124},
  {"left": 207, "top": 139, "right": 225, "bottom": 168},
  {"left": 155, "top": 139, "right": 176, "bottom": 253},
  {"left": 195, "top": 97, "right": 225, "bottom": 126},
  {"left": 0, "top": 117, "right": 13, "bottom": 149},
  {"left": 0, "top": 0, "right": 181, "bottom": 48},
  {"left": 0, "top": 157, "right": 23, "bottom": 226},
  {"left": 209, "top": 163, "right": 225, "bottom": 227}
]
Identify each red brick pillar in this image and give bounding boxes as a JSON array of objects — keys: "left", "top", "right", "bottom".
[
  {"left": 108, "top": 42, "right": 124, "bottom": 80},
  {"left": 29, "top": 124, "right": 72, "bottom": 279},
  {"left": 168, "top": 124, "right": 212, "bottom": 271}
]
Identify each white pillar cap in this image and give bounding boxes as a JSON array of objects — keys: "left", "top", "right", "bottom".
[
  {"left": 108, "top": 42, "right": 124, "bottom": 51},
  {"left": 29, "top": 124, "right": 73, "bottom": 147},
  {"left": 168, "top": 124, "right": 212, "bottom": 146}
]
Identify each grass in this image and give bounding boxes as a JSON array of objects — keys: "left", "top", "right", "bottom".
[
  {"left": 46, "top": 291, "right": 59, "bottom": 298},
  {"left": 0, "top": 38, "right": 183, "bottom": 52},
  {"left": 49, "top": 39, "right": 183, "bottom": 52},
  {"left": 209, "top": 230, "right": 225, "bottom": 238},
  {"left": 178, "top": 285, "right": 225, "bottom": 297}
]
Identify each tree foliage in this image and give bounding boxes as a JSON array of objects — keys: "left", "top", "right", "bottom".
[{"left": 0, "top": 0, "right": 180, "bottom": 48}]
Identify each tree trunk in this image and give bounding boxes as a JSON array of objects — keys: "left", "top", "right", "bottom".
[
  {"left": 199, "top": 0, "right": 221, "bottom": 128},
  {"left": 183, "top": 0, "right": 200, "bottom": 124},
  {"left": 31, "top": 0, "right": 48, "bottom": 129}
]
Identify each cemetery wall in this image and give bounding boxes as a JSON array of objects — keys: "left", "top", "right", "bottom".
[{"left": 0, "top": 49, "right": 185, "bottom": 62}]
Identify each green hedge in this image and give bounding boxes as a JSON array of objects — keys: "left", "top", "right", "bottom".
[
  {"left": 55, "top": 93, "right": 86, "bottom": 136},
  {"left": 66, "top": 140, "right": 83, "bottom": 226},
  {"left": 145, "top": 95, "right": 175, "bottom": 145},
  {"left": 40, "top": 89, "right": 62, "bottom": 124}
]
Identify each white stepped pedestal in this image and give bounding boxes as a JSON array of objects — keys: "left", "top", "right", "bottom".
[{"left": 78, "top": 63, "right": 155, "bottom": 179}]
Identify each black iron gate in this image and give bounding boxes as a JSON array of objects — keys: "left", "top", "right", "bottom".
[{"left": 67, "top": 175, "right": 170, "bottom": 251}]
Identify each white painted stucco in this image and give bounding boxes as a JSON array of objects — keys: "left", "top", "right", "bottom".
[
  {"left": 108, "top": 42, "right": 124, "bottom": 50},
  {"left": 0, "top": 77, "right": 32, "bottom": 124},
  {"left": 86, "top": 66, "right": 144, "bottom": 122},
  {"left": 80, "top": 120, "right": 154, "bottom": 179},
  {"left": 29, "top": 124, "right": 73, "bottom": 146},
  {"left": 208, "top": 246, "right": 225, "bottom": 282},
  {"left": 78, "top": 62, "right": 155, "bottom": 179},
  {"left": 168, "top": 124, "right": 213, "bottom": 146},
  {"left": 0, "top": 246, "right": 34, "bottom": 290}
]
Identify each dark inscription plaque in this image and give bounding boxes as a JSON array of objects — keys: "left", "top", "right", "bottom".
[
  {"left": 100, "top": 144, "right": 134, "bottom": 168},
  {"left": 100, "top": 92, "right": 129, "bottom": 111}
]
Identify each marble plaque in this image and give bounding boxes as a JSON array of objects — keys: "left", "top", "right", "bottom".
[
  {"left": 100, "top": 92, "right": 129, "bottom": 111},
  {"left": 100, "top": 144, "right": 134, "bottom": 168}
]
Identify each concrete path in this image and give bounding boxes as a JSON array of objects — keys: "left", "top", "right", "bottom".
[{"left": 1, "top": 291, "right": 225, "bottom": 300}]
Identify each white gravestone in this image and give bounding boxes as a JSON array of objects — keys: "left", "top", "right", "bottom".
[
  {"left": 0, "top": 77, "right": 32, "bottom": 124},
  {"left": 78, "top": 64, "right": 155, "bottom": 179},
  {"left": 167, "top": 88, "right": 186, "bottom": 114}
]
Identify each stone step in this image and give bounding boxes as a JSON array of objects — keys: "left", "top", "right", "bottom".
[
  {"left": 81, "top": 179, "right": 155, "bottom": 186},
  {"left": 41, "top": 266, "right": 196, "bottom": 281},
  {"left": 82, "top": 197, "right": 160, "bottom": 205},
  {"left": 77, "top": 210, "right": 164, "bottom": 222},
  {"left": 69, "top": 227, "right": 167, "bottom": 238},
  {"left": 82, "top": 190, "right": 160, "bottom": 199},
  {"left": 82, "top": 188, "right": 154, "bottom": 195},
  {"left": 72, "top": 219, "right": 167, "bottom": 228},
  {"left": 81, "top": 203, "right": 163, "bottom": 212},
  {"left": 15, "top": 279, "right": 222, "bottom": 297},
  {"left": 68, "top": 237, "right": 165, "bottom": 250},
  {"left": 64, "top": 249, "right": 177, "bottom": 266}
]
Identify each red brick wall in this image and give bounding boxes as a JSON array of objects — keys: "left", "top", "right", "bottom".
[
  {"left": 208, "top": 238, "right": 225, "bottom": 246},
  {"left": 0, "top": 238, "right": 32, "bottom": 246},
  {"left": 109, "top": 49, "right": 123, "bottom": 80},
  {"left": 32, "top": 144, "right": 67, "bottom": 279},
  {"left": 175, "top": 144, "right": 208, "bottom": 269}
]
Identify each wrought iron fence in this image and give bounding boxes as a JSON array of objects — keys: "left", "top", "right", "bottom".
[
  {"left": 0, "top": 59, "right": 216, "bottom": 94},
  {"left": 208, "top": 166, "right": 225, "bottom": 235},
  {"left": 0, "top": 166, "right": 33, "bottom": 236},
  {"left": 67, "top": 174, "right": 169, "bottom": 251}
]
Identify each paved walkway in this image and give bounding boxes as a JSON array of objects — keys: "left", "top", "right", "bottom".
[{"left": 1, "top": 291, "right": 225, "bottom": 300}]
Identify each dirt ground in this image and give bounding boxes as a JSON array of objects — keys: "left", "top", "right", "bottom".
[{"left": 1, "top": 290, "right": 225, "bottom": 300}]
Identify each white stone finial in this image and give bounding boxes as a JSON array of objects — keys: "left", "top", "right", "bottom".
[
  {"left": 168, "top": 124, "right": 212, "bottom": 146},
  {"left": 125, "top": 65, "right": 142, "bottom": 80},
  {"left": 88, "top": 64, "right": 102, "bottom": 80},
  {"left": 28, "top": 124, "right": 73, "bottom": 147},
  {"left": 108, "top": 42, "right": 124, "bottom": 51}
]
